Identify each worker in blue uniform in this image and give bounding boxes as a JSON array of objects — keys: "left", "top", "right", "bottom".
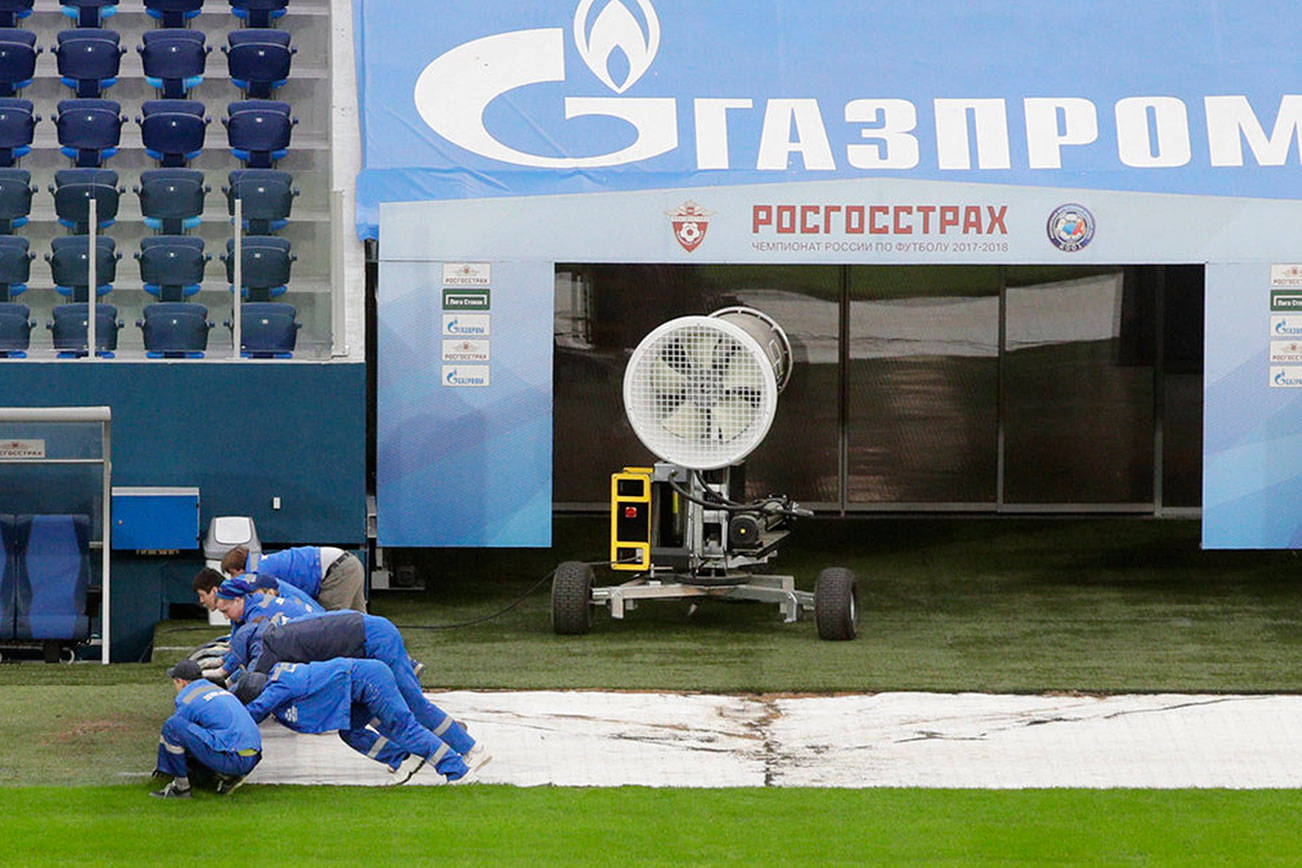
[
  {"left": 245, "top": 609, "right": 483, "bottom": 766},
  {"left": 207, "top": 578, "right": 320, "bottom": 681},
  {"left": 222, "top": 544, "right": 366, "bottom": 612},
  {"left": 233, "top": 659, "right": 472, "bottom": 783},
  {"left": 152, "top": 659, "right": 261, "bottom": 798},
  {"left": 193, "top": 566, "right": 316, "bottom": 614}
]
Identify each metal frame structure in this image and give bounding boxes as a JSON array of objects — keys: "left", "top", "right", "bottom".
[
  {"left": 0, "top": 406, "right": 112, "bottom": 664},
  {"left": 593, "top": 574, "right": 812, "bottom": 623}
]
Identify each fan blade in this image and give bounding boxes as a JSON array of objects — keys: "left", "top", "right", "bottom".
[
  {"left": 660, "top": 401, "right": 700, "bottom": 439},
  {"left": 660, "top": 338, "right": 693, "bottom": 377},
  {"left": 654, "top": 388, "right": 688, "bottom": 418},
  {"left": 711, "top": 338, "right": 742, "bottom": 374},
  {"left": 722, "top": 386, "right": 763, "bottom": 407},
  {"left": 713, "top": 396, "right": 760, "bottom": 441}
]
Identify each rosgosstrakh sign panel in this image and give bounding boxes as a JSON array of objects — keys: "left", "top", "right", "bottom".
[
  {"left": 442, "top": 338, "right": 491, "bottom": 361},
  {"left": 0, "top": 439, "right": 45, "bottom": 458},
  {"left": 442, "top": 262, "right": 491, "bottom": 286}
]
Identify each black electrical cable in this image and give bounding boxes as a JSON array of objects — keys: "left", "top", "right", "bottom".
[{"left": 670, "top": 471, "right": 809, "bottom": 517}]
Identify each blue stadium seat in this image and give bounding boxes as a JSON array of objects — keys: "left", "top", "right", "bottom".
[
  {"left": 47, "top": 235, "right": 118, "bottom": 300},
  {"left": 0, "top": 514, "right": 17, "bottom": 635},
  {"left": 145, "top": 0, "right": 204, "bottom": 28},
  {"left": 223, "top": 235, "right": 292, "bottom": 300},
  {"left": 62, "top": 0, "right": 117, "bottom": 28},
  {"left": 139, "top": 29, "right": 208, "bottom": 99},
  {"left": 0, "top": 166, "right": 33, "bottom": 231},
  {"left": 54, "top": 29, "right": 124, "bottom": 98},
  {"left": 0, "top": 233, "right": 30, "bottom": 298},
  {"left": 55, "top": 98, "right": 124, "bottom": 167},
  {"left": 0, "top": 2, "right": 32, "bottom": 28},
  {"left": 48, "top": 302, "right": 119, "bottom": 356},
  {"left": 224, "top": 29, "right": 293, "bottom": 98},
  {"left": 138, "top": 99, "right": 208, "bottom": 167},
  {"left": 224, "top": 168, "right": 295, "bottom": 232},
  {"left": 0, "top": 97, "right": 36, "bottom": 165},
  {"left": 229, "top": 301, "right": 297, "bottom": 358},
  {"left": 51, "top": 167, "right": 122, "bottom": 231},
  {"left": 224, "top": 99, "right": 295, "bottom": 168},
  {"left": 137, "top": 236, "right": 208, "bottom": 300},
  {"left": 0, "top": 27, "right": 37, "bottom": 96},
  {"left": 137, "top": 301, "right": 211, "bottom": 357},
  {"left": 12, "top": 515, "right": 91, "bottom": 643},
  {"left": 0, "top": 301, "right": 31, "bottom": 356},
  {"left": 228, "top": 0, "right": 287, "bottom": 29},
  {"left": 136, "top": 167, "right": 207, "bottom": 232}
]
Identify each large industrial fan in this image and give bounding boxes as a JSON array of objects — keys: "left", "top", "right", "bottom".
[{"left": 551, "top": 306, "right": 859, "bottom": 640}]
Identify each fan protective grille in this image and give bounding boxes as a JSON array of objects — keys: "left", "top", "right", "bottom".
[{"left": 623, "top": 316, "right": 779, "bottom": 470}]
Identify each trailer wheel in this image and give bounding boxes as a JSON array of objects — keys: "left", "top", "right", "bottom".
[
  {"left": 814, "top": 567, "right": 858, "bottom": 640},
  {"left": 552, "top": 561, "right": 595, "bottom": 635}
]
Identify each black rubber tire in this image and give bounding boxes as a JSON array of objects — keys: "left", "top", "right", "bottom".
[
  {"left": 551, "top": 561, "right": 594, "bottom": 635},
  {"left": 814, "top": 567, "right": 859, "bottom": 641}
]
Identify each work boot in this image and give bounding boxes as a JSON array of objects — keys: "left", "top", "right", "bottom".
[
  {"left": 463, "top": 743, "right": 492, "bottom": 773},
  {"left": 150, "top": 780, "right": 192, "bottom": 799},
  {"left": 216, "top": 774, "right": 247, "bottom": 795}
]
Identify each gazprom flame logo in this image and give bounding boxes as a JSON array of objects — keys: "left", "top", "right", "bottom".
[
  {"left": 414, "top": 0, "right": 676, "bottom": 168},
  {"left": 574, "top": 0, "right": 660, "bottom": 94}
]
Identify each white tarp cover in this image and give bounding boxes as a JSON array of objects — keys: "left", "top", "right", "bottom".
[{"left": 247, "top": 691, "right": 1302, "bottom": 789}]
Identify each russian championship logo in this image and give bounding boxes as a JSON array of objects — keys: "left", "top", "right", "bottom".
[
  {"left": 668, "top": 201, "right": 712, "bottom": 252},
  {"left": 1047, "top": 204, "right": 1095, "bottom": 252}
]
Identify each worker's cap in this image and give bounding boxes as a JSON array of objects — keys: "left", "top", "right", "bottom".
[
  {"left": 230, "top": 670, "right": 267, "bottom": 705},
  {"left": 216, "top": 577, "right": 256, "bottom": 600},
  {"left": 166, "top": 659, "right": 203, "bottom": 681}
]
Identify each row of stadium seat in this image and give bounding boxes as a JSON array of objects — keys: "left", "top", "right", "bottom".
[
  {"left": 0, "top": 27, "right": 295, "bottom": 100},
  {"left": 0, "top": 513, "right": 91, "bottom": 649},
  {"left": 0, "top": 299, "right": 300, "bottom": 357},
  {"left": 0, "top": 98, "right": 298, "bottom": 168},
  {"left": 0, "top": 1, "right": 294, "bottom": 30},
  {"left": 0, "top": 168, "right": 299, "bottom": 235},
  {"left": 0, "top": 233, "right": 295, "bottom": 300}
]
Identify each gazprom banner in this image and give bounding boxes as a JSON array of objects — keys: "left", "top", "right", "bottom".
[
  {"left": 356, "top": 0, "right": 1302, "bottom": 236},
  {"left": 362, "top": 0, "right": 1302, "bottom": 548}
]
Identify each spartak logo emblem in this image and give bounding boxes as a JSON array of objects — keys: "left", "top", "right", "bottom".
[{"left": 667, "top": 201, "right": 712, "bottom": 252}]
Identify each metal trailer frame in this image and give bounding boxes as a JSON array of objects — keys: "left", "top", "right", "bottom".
[
  {"left": 0, "top": 406, "right": 112, "bottom": 664},
  {"left": 592, "top": 573, "right": 815, "bottom": 623}
]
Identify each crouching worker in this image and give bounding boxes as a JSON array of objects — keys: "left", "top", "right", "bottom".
[
  {"left": 152, "top": 659, "right": 262, "bottom": 799},
  {"left": 248, "top": 610, "right": 482, "bottom": 766},
  {"left": 232, "top": 659, "right": 471, "bottom": 784}
]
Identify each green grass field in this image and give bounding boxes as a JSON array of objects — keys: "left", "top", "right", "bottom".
[
  {"left": 1, "top": 517, "right": 1299, "bottom": 864},
  {"left": 2, "top": 786, "right": 1300, "bottom": 866}
]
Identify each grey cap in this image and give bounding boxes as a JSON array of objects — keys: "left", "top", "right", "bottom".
[{"left": 167, "top": 659, "right": 203, "bottom": 681}]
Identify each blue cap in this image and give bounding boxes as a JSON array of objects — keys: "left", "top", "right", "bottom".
[{"left": 216, "top": 576, "right": 256, "bottom": 600}]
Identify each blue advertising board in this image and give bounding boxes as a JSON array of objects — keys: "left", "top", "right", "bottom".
[{"left": 360, "top": 0, "right": 1302, "bottom": 548}]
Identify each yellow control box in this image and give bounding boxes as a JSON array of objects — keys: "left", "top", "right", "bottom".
[{"left": 610, "top": 468, "right": 652, "bottom": 570}]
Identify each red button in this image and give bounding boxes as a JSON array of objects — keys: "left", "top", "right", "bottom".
[{"left": 624, "top": 506, "right": 638, "bottom": 518}]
